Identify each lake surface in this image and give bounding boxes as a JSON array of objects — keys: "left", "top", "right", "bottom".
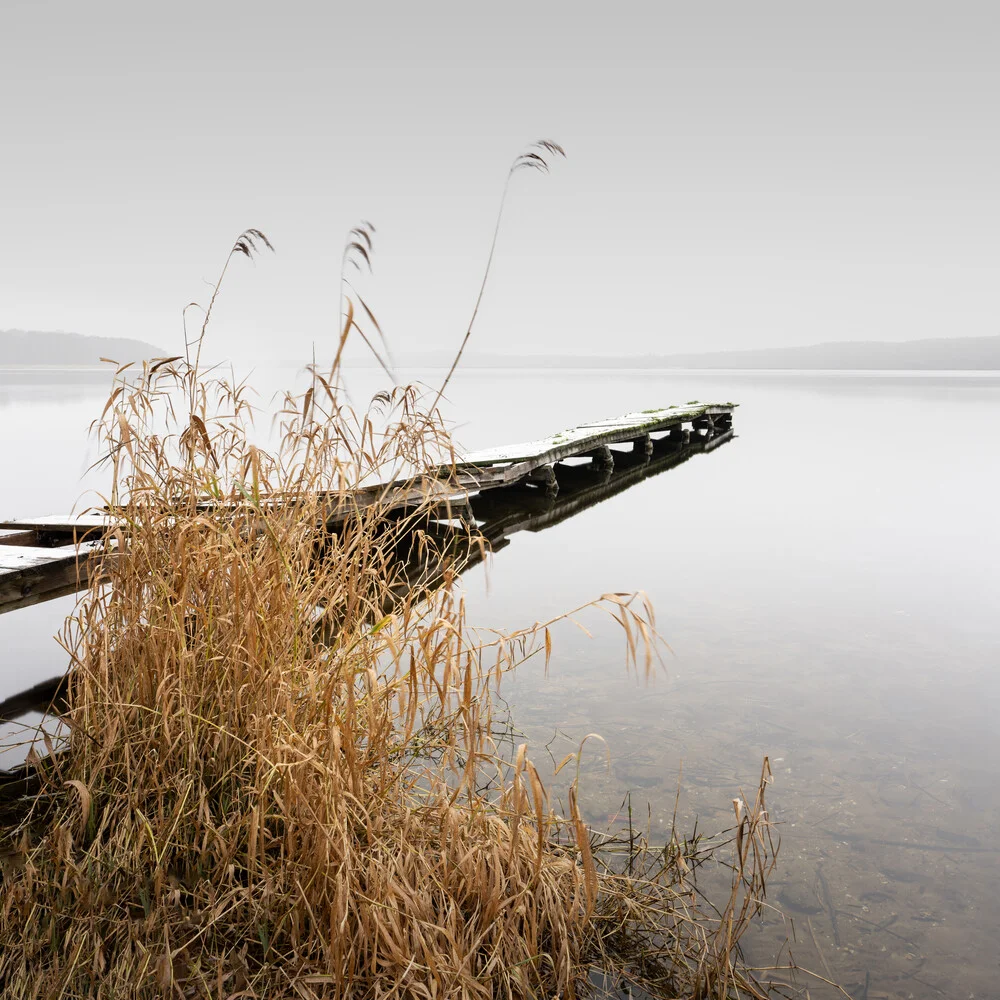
[{"left": 2, "top": 366, "right": 998, "bottom": 998}]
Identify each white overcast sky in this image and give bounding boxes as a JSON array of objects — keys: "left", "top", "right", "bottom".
[{"left": 1, "top": 1, "right": 998, "bottom": 361}]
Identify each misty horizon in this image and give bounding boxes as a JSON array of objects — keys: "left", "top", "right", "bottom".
[{"left": 4, "top": 327, "right": 1000, "bottom": 373}]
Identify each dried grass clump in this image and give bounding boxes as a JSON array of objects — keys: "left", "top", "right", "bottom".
[
  {"left": 0, "top": 147, "right": 780, "bottom": 999},
  {"left": 0, "top": 349, "right": 596, "bottom": 997}
]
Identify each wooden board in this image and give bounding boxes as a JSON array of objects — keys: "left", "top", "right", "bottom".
[
  {"left": 0, "top": 513, "right": 111, "bottom": 539},
  {"left": 0, "top": 530, "right": 38, "bottom": 546},
  {"left": 0, "top": 543, "right": 97, "bottom": 611}
]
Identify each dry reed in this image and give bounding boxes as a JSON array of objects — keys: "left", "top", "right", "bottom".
[{"left": 0, "top": 145, "right": 781, "bottom": 999}]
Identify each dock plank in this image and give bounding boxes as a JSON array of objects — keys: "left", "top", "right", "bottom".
[
  {"left": 0, "top": 543, "right": 98, "bottom": 611},
  {"left": 0, "top": 514, "right": 111, "bottom": 538},
  {"left": 457, "top": 403, "right": 734, "bottom": 469}
]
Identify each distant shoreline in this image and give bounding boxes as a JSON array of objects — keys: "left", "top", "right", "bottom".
[
  {"left": 0, "top": 330, "right": 165, "bottom": 367},
  {"left": 392, "top": 334, "right": 1000, "bottom": 372},
  {"left": 4, "top": 330, "right": 998, "bottom": 372},
  {"left": 4, "top": 365, "right": 1000, "bottom": 378},
  {"left": 0, "top": 364, "right": 110, "bottom": 371}
]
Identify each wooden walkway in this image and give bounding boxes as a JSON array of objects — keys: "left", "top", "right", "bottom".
[
  {"left": 0, "top": 402, "right": 734, "bottom": 614},
  {"left": 453, "top": 402, "right": 733, "bottom": 490},
  {"left": 0, "top": 421, "right": 735, "bottom": 759},
  {"left": 0, "top": 408, "right": 735, "bottom": 789}
]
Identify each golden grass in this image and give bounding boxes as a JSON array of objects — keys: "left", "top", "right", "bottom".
[{"left": 0, "top": 148, "right": 781, "bottom": 998}]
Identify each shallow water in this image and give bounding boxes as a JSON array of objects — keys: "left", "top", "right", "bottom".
[{"left": 1, "top": 365, "right": 998, "bottom": 998}]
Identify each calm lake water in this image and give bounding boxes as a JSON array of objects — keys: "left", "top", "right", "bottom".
[{"left": 2, "top": 366, "right": 998, "bottom": 998}]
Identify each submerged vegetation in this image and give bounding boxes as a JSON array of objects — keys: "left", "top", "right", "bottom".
[{"left": 0, "top": 143, "right": 780, "bottom": 998}]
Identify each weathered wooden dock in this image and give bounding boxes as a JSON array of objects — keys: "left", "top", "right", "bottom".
[
  {"left": 0, "top": 402, "right": 734, "bottom": 615},
  {"left": 0, "top": 404, "right": 735, "bottom": 792},
  {"left": 454, "top": 402, "right": 733, "bottom": 491}
]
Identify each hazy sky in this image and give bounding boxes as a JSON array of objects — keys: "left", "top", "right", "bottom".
[{"left": 2, "top": 1, "right": 998, "bottom": 361}]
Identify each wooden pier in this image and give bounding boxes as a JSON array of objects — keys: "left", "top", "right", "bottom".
[
  {"left": 0, "top": 402, "right": 734, "bottom": 615},
  {"left": 453, "top": 402, "right": 733, "bottom": 490},
  {"left": 0, "top": 403, "right": 734, "bottom": 792}
]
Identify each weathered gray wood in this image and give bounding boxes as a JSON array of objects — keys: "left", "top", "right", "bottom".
[
  {"left": 0, "top": 514, "right": 111, "bottom": 533},
  {"left": 0, "top": 580, "right": 85, "bottom": 616},
  {"left": 369, "top": 427, "right": 737, "bottom": 639},
  {"left": 0, "top": 543, "right": 98, "bottom": 611},
  {"left": 456, "top": 402, "right": 734, "bottom": 472},
  {"left": 0, "top": 530, "right": 39, "bottom": 547},
  {"left": 0, "top": 514, "right": 111, "bottom": 545}
]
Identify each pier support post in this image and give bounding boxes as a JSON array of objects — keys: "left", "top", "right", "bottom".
[
  {"left": 527, "top": 464, "right": 559, "bottom": 496},
  {"left": 586, "top": 445, "right": 614, "bottom": 472},
  {"left": 632, "top": 433, "right": 653, "bottom": 457}
]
